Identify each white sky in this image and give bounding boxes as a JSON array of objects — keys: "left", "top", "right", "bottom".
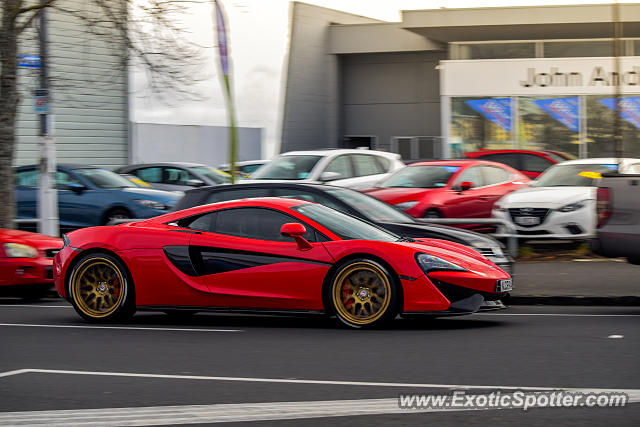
[{"left": 130, "top": 0, "right": 638, "bottom": 159}]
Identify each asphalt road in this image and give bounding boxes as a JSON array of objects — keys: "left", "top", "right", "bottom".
[{"left": 0, "top": 299, "right": 638, "bottom": 426}]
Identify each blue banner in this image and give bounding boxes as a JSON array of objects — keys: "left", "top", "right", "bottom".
[
  {"left": 534, "top": 97, "right": 580, "bottom": 132},
  {"left": 600, "top": 97, "right": 640, "bottom": 130},
  {"left": 465, "top": 98, "right": 512, "bottom": 132}
]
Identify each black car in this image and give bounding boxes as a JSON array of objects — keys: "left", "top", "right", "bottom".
[{"left": 173, "top": 183, "right": 514, "bottom": 274}]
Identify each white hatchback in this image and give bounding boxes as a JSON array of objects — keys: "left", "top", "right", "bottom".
[
  {"left": 245, "top": 149, "right": 404, "bottom": 190},
  {"left": 492, "top": 158, "right": 640, "bottom": 239}
]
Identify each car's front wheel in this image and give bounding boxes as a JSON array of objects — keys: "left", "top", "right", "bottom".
[
  {"left": 68, "top": 253, "right": 135, "bottom": 322},
  {"left": 328, "top": 258, "right": 399, "bottom": 328}
]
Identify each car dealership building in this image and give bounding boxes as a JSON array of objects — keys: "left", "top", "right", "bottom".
[{"left": 281, "top": 2, "right": 640, "bottom": 160}]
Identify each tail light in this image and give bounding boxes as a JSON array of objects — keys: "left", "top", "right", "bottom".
[{"left": 596, "top": 187, "right": 612, "bottom": 228}]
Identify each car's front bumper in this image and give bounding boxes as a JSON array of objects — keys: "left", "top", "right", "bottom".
[
  {"left": 492, "top": 205, "right": 595, "bottom": 239},
  {"left": 403, "top": 295, "right": 508, "bottom": 317},
  {"left": 0, "top": 256, "right": 53, "bottom": 287}
]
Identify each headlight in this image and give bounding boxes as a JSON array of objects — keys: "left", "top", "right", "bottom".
[
  {"left": 493, "top": 203, "right": 507, "bottom": 212},
  {"left": 557, "top": 200, "right": 588, "bottom": 213},
  {"left": 416, "top": 253, "right": 467, "bottom": 273},
  {"left": 134, "top": 199, "right": 170, "bottom": 210},
  {"left": 3, "top": 243, "right": 38, "bottom": 258},
  {"left": 395, "top": 201, "right": 419, "bottom": 211}
]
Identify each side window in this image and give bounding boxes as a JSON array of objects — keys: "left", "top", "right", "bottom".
[
  {"left": 55, "top": 171, "right": 81, "bottom": 189},
  {"left": 16, "top": 169, "right": 39, "bottom": 187},
  {"left": 521, "top": 154, "right": 553, "bottom": 173},
  {"left": 164, "top": 167, "right": 195, "bottom": 185},
  {"left": 215, "top": 207, "right": 316, "bottom": 242},
  {"left": 353, "top": 155, "right": 384, "bottom": 177},
  {"left": 454, "top": 166, "right": 485, "bottom": 188},
  {"left": 323, "top": 155, "right": 354, "bottom": 179},
  {"left": 482, "top": 166, "right": 510, "bottom": 186},
  {"left": 272, "top": 188, "right": 346, "bottom": 213},
  {"left": 181, "top": 212, "right": 217, "bottom": 232},
  {"left": 134, "top": 167, "right": 162, "bottom": 183},
  {"left": 479, "top": 153, "right": 520, "bottom": 170},
  {"left": 206, "top": 188, "right": 270, "bottom": 204}
]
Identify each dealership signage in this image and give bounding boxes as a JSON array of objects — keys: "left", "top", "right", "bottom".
[{"left": 441, "top": 57, "right": 640, "bottom": 96}]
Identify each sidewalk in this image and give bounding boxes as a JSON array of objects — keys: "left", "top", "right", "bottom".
[{"left": 510, "top": 260, "right": 640, "bottom": 305}]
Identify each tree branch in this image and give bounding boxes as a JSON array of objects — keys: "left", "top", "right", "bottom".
[{"left": 16, "top": 0, "right": 58, "bottom": 34}]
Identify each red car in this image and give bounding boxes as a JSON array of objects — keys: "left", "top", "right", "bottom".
[
  {"left": 1, "top": 229, "right": 63, "bottom": 297},
  {"left": 463, "top": 149, "right": 574, "bottom": 179},
  {"left": 54, "top": 198, "right": 511, "bottom": 328},
  {"left": 364, "top": 160, "right": 530, "bottom": 219}
]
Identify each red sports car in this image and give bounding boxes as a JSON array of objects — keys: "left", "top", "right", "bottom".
[
  {"left": 364, "top": 160, "right": 530, "bottom": 219},
  {"left": 463, "top": 149, "right": 575, "bottom": 179},
  {"left": 1, "top": 229, "right": 63, "bottom": 297},
  {"left": 54, "top": 198, "right": 511, "bottom": 328}
]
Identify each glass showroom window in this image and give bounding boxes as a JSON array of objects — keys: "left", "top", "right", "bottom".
[
  {"left": 586, "top": 96, "right": 640, "bottom": 158},
  {"left": 450, "top": 97, "right": 514, "bottom": 156},
  {"left": 518, "top": 97, "right": 581, "bottom": 157},
  {"left": 453, "top": 43, "right": 535, "bottom": 60},
  {"left": 543, "top": 40, "right": 613, "bottom": 58}
]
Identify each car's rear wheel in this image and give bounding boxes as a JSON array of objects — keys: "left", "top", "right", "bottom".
[
  {"left": 68, "top": 253, "right": 135, "bottom": 322},
  {"left": 328, "top": 259, "right": 398, "bottom": 328}
]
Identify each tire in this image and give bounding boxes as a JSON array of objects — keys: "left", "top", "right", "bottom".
[
  {"left": 67, "top": 252, "right": 135, "bottom": 323},
  {"left": 19, "top": 284, "right": 52, "bottom": 301},
  {"left": 424, "top": 209, "right": 443, "bottom": 219},
  {"left": 327, "top": 258, "right": 399, "bottom": 329},
  {"left": 103, "top": 208, "right": 131, "bottom": 225}
]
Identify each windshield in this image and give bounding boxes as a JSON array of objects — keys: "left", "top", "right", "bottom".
[
  {"left": 534, "top": 163, "right": 618, "bottom": 187},
  {"left": 74, "top": 168, "right": 135, "bottom": 189},
  {"left": 325, "top": 188, "right": 412, "bottom": 223},
  {"left": 545, "top": 152, "right": 574, "bottom": 162},
  {"left": 251, "top": 155, "right": 322, "bottom": 180},
  {"left": 291, "top": 203, "right": 399, "bottom": 242},
  {"left": 379, "top": 165, "right": 459, "bottom": 188},
  {"left": 189, "top": 166, "right": 230, "bottom": 184}
]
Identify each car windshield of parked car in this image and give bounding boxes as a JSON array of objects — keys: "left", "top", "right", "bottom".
[
  {"left": 251, "top": 156, "right": 322, "bottom": 180},
  {"left": 379, "top": 165, "right": 460, "bottom": 188},
  {"left": 325, "top": 188, "right": 412, "bottom": 223},
  {"left": 73, "top": 168, "right": 136, "bottom": 189},
  {"left": 533, "top": 163, "right": 619, "bottom": 187},
  {"left": 188, "top": 166, "right": 230, "bottom": 184},
  {"left": 291, "top": 203, "right": 399, "bottom": 242}
]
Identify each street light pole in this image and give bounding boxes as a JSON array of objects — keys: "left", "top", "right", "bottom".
[{"left": 36, "top": 0, "right": 58, "bottom": 236}]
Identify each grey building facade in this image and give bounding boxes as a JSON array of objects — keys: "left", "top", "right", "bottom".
[
  {"left": 15, "top": 0, "right": 128, "bottom": 169},
  {"left": 281, "top": 2, "right": 640, "bottom": 160}
]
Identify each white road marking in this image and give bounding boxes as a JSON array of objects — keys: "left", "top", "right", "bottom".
[
  {"left": 608, "top": 335, "right": 625, "bottom": 339},
  {"left": 1, "top": 369, "right": 638, "bottom": 396},
  {"left": 0, "top": 398, "right": 479, "bottom": 426},
  {"left": 0, "top": 305, "right": 71, "bottom": 308},
  {"left": 0, "top": 323, "right": 241, "bottom": 333}
]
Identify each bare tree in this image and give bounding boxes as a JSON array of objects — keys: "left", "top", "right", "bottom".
[{"left": 0, "top": 0, "right": 207, "bottom": 229}]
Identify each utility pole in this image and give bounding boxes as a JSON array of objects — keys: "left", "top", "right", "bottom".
[
  {"left": 36, "top": 0, "right": 59, "bottom": 236},
  {"left": 612, "top": 0, "right": 624, "bottom": 159}
]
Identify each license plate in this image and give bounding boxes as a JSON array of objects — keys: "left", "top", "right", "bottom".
[
  {"left": 515, "top": 216, "right": 540, "bottom": 226},
  {"left": 497, "top": 279, "right": 513, "bottom": 292}
]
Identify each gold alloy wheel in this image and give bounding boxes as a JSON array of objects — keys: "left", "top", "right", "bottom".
[
  {"left": 331, "top": 262, "right": 392, "bottom": 326},
  {"left": 71, "top": 257, "right": 126, "bottom": 318}
]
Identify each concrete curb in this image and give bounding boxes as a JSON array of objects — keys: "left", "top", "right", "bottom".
[{"left": 509, "top": 296, "right": 640, "bottom": 306}]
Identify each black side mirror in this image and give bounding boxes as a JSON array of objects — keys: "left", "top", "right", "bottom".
[{"left": 67, "top": 182, "right": 87, "bottom": 193}]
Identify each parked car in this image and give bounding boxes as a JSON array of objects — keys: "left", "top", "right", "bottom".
[
  {"left": 115, "top": 162, "right": 230, "bottom": 192},
  {"left": 492, "top": 158, "right": 640, "bottom": 240},
  {"left": 246, "top": 149, "right": 404, "bottom": 190},
  {"left": 0, "top": 229, "right": 62, "bottom": 298},
  {"left": 463, "top": 149, "right": 574, "bottom": 179},
  {"left": 55, "top": 198, "right": 511, "bottom": 327},
  {"left": 218, "top": 160, "right": 268, "bottom": 178},
  {"left": 172, "top": 183, "right": 513, "bottom": 274},
  {"left": 364, "top": 160, "right": 530, "bottom": 219},
  {"left": 590, "top": 172, "right": 640, "bottom": 264},
  {"left": 15, "top": 164, "right": 181, "bottom": 232}
]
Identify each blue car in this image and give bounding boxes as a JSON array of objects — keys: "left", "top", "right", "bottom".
[{"left": 15, "top": 164, "right": 180, "bottom": 232}]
